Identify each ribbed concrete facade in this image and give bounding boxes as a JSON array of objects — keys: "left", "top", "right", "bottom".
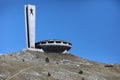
[{"left": 35, "top": 40, "right": 72, "bottom": 53}]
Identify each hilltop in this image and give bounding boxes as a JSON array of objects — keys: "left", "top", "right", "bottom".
[{"left": 0, "top": 50, "right": 120, "bottom": 80}]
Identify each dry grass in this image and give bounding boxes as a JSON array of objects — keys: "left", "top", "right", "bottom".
[{"left": 0, "top": 50, "right": 120, "bottom": 80}]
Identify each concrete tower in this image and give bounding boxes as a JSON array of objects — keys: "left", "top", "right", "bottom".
[{"left": 25, "top": 4, "right": 36, "bottom": 49}]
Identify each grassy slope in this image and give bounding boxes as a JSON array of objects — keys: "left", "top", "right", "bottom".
[{"left": 0, "top": 50, "right": 120, "bottom": 80}]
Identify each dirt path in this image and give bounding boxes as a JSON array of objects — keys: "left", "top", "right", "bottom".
[{"left": 6, "top": 66, "right": 34, "bottom": 80}]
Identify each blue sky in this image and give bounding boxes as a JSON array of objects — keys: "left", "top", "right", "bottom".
[{"left": 0, "top": 0, "right": 120, "bottom": 64}]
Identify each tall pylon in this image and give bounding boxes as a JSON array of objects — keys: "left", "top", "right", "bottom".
[{"left": 24, "top": 4, "right": 36, "bottom": 49}]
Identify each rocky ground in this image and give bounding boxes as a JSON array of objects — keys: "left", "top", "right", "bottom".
[{"left": 0, "top": 49, "right": 120, "bottom": 80}]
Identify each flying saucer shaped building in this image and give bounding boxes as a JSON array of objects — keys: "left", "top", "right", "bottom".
[
  {"left": 24, "top": 5, "right": 72, "bottom": 53},
  {"left": 35, "top": 40, "right": 72, "bottom": 53}
]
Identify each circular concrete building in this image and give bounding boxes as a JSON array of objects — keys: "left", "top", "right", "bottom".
[{"left": 35, "top": 40, "right": 72, "bottom": 53}]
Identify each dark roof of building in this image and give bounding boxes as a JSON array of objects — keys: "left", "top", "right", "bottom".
[{"left": 36, "top": 39, "right": 72, "bottom": 46}]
